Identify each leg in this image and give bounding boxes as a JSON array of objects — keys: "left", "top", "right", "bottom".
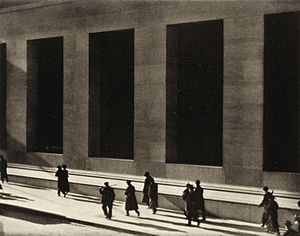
[
  {"left": 135, "top": 210, "right": 140, "bottom": 217},
  {"left": 108, "top": 203, "right": 113, "bottom": 219},
  {"left": 102, "top": 204, "right": 108, "bottom": 217},
  {"left": 126, "top": 210, "right": 129, "bottom": 216}
]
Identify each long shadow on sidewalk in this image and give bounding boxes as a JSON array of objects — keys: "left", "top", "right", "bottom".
[
  {"left": 0, "top": 192, "right": 33, "bottom": 202},
  {"left": 7, "top": 182, "right": 48, "bottom": 190},
  {"left": 111, "top": 218, "right": 187, "bottom": 233},
  {"left": 204, "top": 220, "right": 266, "bottom": 233},
  {"left": 201, "top": 226, "right": 258, "bottom": 236}
]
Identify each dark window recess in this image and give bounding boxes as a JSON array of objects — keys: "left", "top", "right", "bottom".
[
  {"left": 166, "top": 20, "right": 223, "bottom": 166},
  {"left": 0, "top": 44, "right": 6, "bottom": 150},
  {"left": 264, "top": 12, "right": 300, "bottom": 172},
  {"left": 27, "top": 37, "right": 63, "bottom": 153},
  {"left": 89, "top": 29, "right": 134, "bottom": 159}
]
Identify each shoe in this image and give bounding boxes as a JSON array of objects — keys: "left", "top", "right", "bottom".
[
  {"left": 260, "top": 224, "right": 265, "bottom": 228},
  {"left": 137, "top": 211, "right": 140, "bottom": 217}
]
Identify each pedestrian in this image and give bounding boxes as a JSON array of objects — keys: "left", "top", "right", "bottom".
[
  {"left": 55, "top": 165, "right": 64, "bottom": 196},
  {"left": 125, "top": 180, "right": 140, "bottom": 217},
  {"left": 186, "top": 185, "right": 200, "bottom": 227},
  {"left": 194, "top": 180, "right": 206, "bottom": 221},
  {"left": 259, "top": 186, "right": 273, "bottom": 228},
  {"left": 149, "top": 178, "right": 158, "bottom": 214},
  {"left": 266, "top": 195, "right": 280, "bottom": 235},
  {"left": 0, "top": 155, "right": 8, "bottom": 183},
  {"left": 283, "top": 220, "right": 297, "bottom": 236},
  {"left": 61, "top": 164, "right": 70, "bottom": 197},
  {"left": 142, "top": 172, "right": 153, "bottom": 207},
  {"left": 182, "top": 183, "right": 191, "bottom": 217},
  {"left": 99, "top": 182, "right": 115, "bottom": 219}
]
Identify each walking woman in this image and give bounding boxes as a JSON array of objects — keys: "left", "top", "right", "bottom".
[
  {"left": 125, "top": 180, "right": 140, "bottom": 217},
  {"left": 55, "top": 165, "right": 64, "bottom": 196}
]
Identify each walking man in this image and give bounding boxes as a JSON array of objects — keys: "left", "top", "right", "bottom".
[
  {"left": 142, "top": 172, "right": 153, "bottom": 207},
  {"left": 182, "top": 183, "right": 191, "bottom": 217},
  {"left": 99, "top": 182, "right": 115, "bottom": 219},
  {"left": 149, "top": 178, "right": 158, "bottom": 214},
  {"left": 195, "top": 180, "right": 206, "bottom": 221},
  {"left": 259, "top": 186, "right": 273, "bottom": 228}
]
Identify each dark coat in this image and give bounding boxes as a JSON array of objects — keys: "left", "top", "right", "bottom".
[
  {"left": 259, "top": 192, "right": 273, "bottom": 208},
  {"left": 99, "top": 186, "right": 115, "bottom": 205},
  {"left": 55, "top": 169, "right": 64, "bottom": 190},
  {"left": 266, "top": 199, "right": 279, "bottom": 232},
  {"left": 61, "top": 169, "right": 70, "bottom": 192},
  {"left": 125, "top": 184, "right": 139, "bottom": 211},
  {"left": 0, "top": 159, "right": 7, "bottom": 178},
  {"left": 182, "top": 188, "right": 191, "bottom": 212},
  {"left": 186, "top": 191, "right": 199, "bottom": 220},
  {"left": 142, "top": 176, "right": 153, "bottom": 203},
  {"left": 194, "top": 185, "right": 205, "bottom": 210},
  {"left": 149, "top": 182, "right": 158, "bottom": 208}
]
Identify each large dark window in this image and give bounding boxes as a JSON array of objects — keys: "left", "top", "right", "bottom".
[
  {"left": 89, "top": 29, "right": 134, "bottom": 159},
  {"left": 166, "top": 20, "right": 223, "bottom": 166},
  {"left": 0, "top": 44, "right": 6, "bottom": 150},
  {"left": 264, "top": 12, "right": 300, "bottom": 172},
  {"left": 27, "top": 37, "right": 63, "bottom": 153}
]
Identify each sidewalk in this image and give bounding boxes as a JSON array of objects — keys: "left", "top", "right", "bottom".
[{"left": 0, "top": 182, "right": 286, "bottom": 236}]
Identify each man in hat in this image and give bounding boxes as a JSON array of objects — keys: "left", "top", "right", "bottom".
[
  {"left": 142, "top": 172, "right": 154, "bottom": 207},
  {"left": 259, "top": 186, "right": 273, "bottom": 227},
  {"left": 99, "top": 182, "right": 115, "bottom": 219}
]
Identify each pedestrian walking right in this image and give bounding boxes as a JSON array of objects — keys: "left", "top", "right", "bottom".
[
  {"left": 125, "top": 180, "right": 140, "bottom": 217},
  {"left": 148, "top": 178, "right": 158, "bottom": 214},
  {"left": 55, "top": 165, "right": 64, "bottom": 196},
  {"left": 99, "top": 182, "right": 115, "bottom": 219}
]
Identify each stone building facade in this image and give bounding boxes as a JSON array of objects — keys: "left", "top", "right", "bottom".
[{"left": 0, "top": 0, "right": 299, "bottom": 192}]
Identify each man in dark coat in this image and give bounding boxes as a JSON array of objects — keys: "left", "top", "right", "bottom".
[
  {"left": 186, "top": 185, "right": 200, "bottom": 227},
  {"left": 182, "top": 183, "right": 191, "bottom": 217},
  {"left": 142, "top": 172, "right": 154, "bottom": 207},
  {"left": 55, "top": 165, "right": 64, "bottom": 196},
  {"left": 99, "top": 182, "right": 115, "bottom": 219},
  {"left": 259, "top": 186, "right": 273, "bottom": 227},
  {"left": 266, "top": 195, "right": 280, "bottom": 235},
  {"left": 195, "top": 180, "right": 206, "bottom": 221},
  {"left": 125, "top": 180, "right": 140, "bottom": 216},
  {"left": 283, "top": 220, "right": 298, "bottom": 236},
  {"left": 149, "top": 178, "right": 158, "bottom": 214},
  {"left": 0, "top": 155, "right": 8, "bottom": 183}
]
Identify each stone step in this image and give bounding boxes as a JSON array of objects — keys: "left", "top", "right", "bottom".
[{"left": 7, "top": 163, "right": 300, "bottom": 224}]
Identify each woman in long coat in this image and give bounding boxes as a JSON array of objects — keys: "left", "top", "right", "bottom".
[
  {"left": 55, "top": 165, "right": 64, "bottom": 196},
  {"left": 149, "top": 178, "right": 158, "bottom": 214},
  {"left": 125, "top": 180, "right": 140, "bottom": 216}
]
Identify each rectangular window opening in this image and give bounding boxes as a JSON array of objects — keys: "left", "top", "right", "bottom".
[
  {"left": 89, "top": 29, "right": 134, "bottom": 159},
  {"left": 27, "top": 37, "right": 63, "bottom": 154},
  {"left": 264, "top": 11, "right": 300, "bottom": 172},
  {"left": 166, "top": 20, "right": 223, "bottom": 166}
]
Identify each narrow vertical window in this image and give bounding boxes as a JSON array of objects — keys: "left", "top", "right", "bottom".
[
  {"left": 166, "top": 20, "right": 223, "bottom": 166},
  {"left": 27, "top": 37, "right": 63, "bottom": 153},
  {"left": 264, "top": 12, "right": 300, "bottom": 172},
  {"left": 89, "top": 29, "right": 134, "bottom": 159}
]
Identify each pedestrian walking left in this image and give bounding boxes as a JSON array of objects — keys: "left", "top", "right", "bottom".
[{"left": 99, "top": 182, "right": 115, "bottom": 219}]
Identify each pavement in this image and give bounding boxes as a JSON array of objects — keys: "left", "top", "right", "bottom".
[{"left": 0, "top": 181, "right": 291, "bottom": 236}]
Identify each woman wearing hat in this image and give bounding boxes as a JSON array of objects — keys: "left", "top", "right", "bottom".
[
  {"left": 259, "top": 186, "right": 273, "bottom": 227},
  {"left": 125, "top": 180, "right": 140, "bottom": 217}
]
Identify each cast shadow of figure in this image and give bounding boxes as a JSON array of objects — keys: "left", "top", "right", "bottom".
[
  {"left": 204, "top": 219, "right": 266, "bottom": 233},
  {"left": 201, "top": 226, "right": 258, "bottom": 236},
  {"left": 111, "top": 218, "right": 186, "bottom": 233},
  {"left": 0, "top": 192, "right": 33, "bottom": 202},
  {"left": 139, "top": 216, "right": 188, "bottom": 227},
  {"left": 1, "top": 204, "right": 71, "bottom": 225},
  {"left": 7, "top": 182, "right": 47, "bottom": 190}
]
